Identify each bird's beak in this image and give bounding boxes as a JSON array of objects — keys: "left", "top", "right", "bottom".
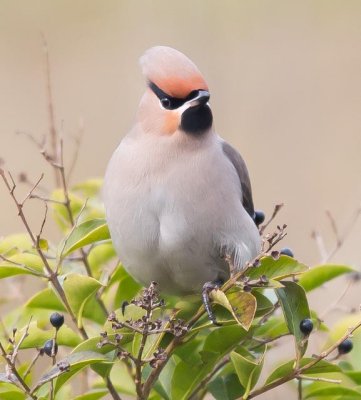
[{"left": 188, "top": 90, "right": 210, "bottom": 107}]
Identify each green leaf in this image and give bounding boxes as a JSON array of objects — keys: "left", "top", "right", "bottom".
[
  {"left": 26, "top": 287, "right": 105, "bottom": 324},
  {"left": 38, "top": 238, "right": 49, "bottom": 251},
  {"left": 0, "top": 253, "right": 45, "bottom": 278},
  {"left": 210, "top": 288, "right": 256, "bottom": 330},
  {"left": 61, "top": 219, "right": 110, "bottom": 256},
  {"left": 253, "top": 291, "right": 274, "bottom": 317},
  {"left": 73, "top": 390, "right": 108, "bottom": 400},
  {"left": 0, "top": 390, "right": 25, "bottom": 400},
  {"left": 26, "top": 288, "right": 66, "bottom": 311},
  {"left": 35, "top": 351, "right": 110, "bottom": 391},
  {"left": 299, "top": 264, "right": 354, "bottom": 292},
  {"left": 0, "top": 234, "right": 32, "bottom": 254},
  {"left": 63, "top": 273, "right": 102, "bottom": 326},
  {"left": 87, "top": 243, "right": 116, "bottom": 279},
  {"left": 265, "top": 359, "right": 341, "bottom": 385},
  {"left": 231, "top": 349, "right": 265, "bottom": 398},
  {"left": 304, "top": 386, "right": 361, "bottom": 399},
  {"left": 15, "top": 321, "right": 81, "bottom": 349},
  {"left": 203, "top": 325, "right": 247, "bottom": 354},
  {"left": 246, "top": 255, "right": 308, "bottom": 281},
  {"left": 208, "top": 373, "right": 245, "bottom": 400},
  {"left": 276, "top": 281, "right": 310, "bottom": 359},
  {"left": 345, "top": 371, "right": 361, "bottom": 385},
  {"left": 72, "top": 179, "right": 103, "bottom": 197},
  {"left": 254, "top": 316, "right": 289, "bottom": 339},
  {"left": 170, "top": 326, "right": 246, "bottom": 400}
]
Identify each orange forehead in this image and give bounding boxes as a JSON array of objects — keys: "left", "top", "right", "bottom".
[{"left": 153, "top": 75, "right": 208, "bottom": 98}]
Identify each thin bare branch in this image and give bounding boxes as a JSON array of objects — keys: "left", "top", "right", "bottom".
[{"left": 260, "top": 203, "right": 284, "bottom": 235}]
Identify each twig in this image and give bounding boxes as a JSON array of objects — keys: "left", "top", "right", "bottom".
[
  {"left": 319, "top": 278, "right": 354, "bottom": 319},
  {"left": 245, "top": 317, "right": 361, "bottom": 399},
  {"left": 260, "top": 203, "right": 284, "bottom": 235},
  {"left": 313, "top": 206, "right": 361, "bottom": 264},
  {"left": 41, "top": 33, "right": 60, "bottom": 185},
  {"left": 297, "top": 375, "right": 341, "bottom": 384},
  {"left": 189, "top": 356, "right": 230, "bottom": 400},
  {"left": 0, "top": 318, "right": 38, "bottom": 399},
  {"left": 311, "top": 230, "right": 328, "bottom": 262},
  {"left": 23, "top": 350, "right": 42, "bottom": 380},
  {"left": 249, "top": 333, "right": 290, "bottom": 351},
  {"left": 326, "top": 210, "right": 341, "bottom": 247},
  {"left": 0, "top": 169, "right": 88, "bottom": 340},
  {"left": 67, "top": 118, "right": 84, "bottom": 183}
]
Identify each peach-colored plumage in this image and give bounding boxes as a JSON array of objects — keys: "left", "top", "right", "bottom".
[{"left": 140, "top": 46, "right": 208, "bottom": 97}]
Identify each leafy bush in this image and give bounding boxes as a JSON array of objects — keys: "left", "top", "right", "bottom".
[
  {"left": 1, "top": 51, "right": 360, "bottom": 400},
  {"left": 1, "top": 159, "right": 361, "bottom": 400}
]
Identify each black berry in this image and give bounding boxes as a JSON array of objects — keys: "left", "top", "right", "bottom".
[
  {"left": 254, "top": 210, "right": 265, "bottom": 226},
  {"left": 280, "top": 248, "right": 294, "bottom": 258},
  {"left": 338, "top": 338, "right": 353, "bottom": 354},
  {"left": 299, "top": 318, "right": 313, "bottom": 335},
  {"left": 50, "top": 312, "right": 64, "bottom": 329},
  {"left": 43, "top": 339, "right": 58, "bottom": 357}
]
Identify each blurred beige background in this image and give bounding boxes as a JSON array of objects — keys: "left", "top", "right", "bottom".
[{"left": 1, "top": 1, "right": 361, "bottom": 398}]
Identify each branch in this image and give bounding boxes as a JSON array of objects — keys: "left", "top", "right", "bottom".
[
  {"left": 0, "top": 169, "right": 88, "bottom": 340},
  {"left": 189, "top": 356, "right": 230, "bottom": 400},
  {"left": 246, "top": 317, "right": 361, "bottom": 399}
]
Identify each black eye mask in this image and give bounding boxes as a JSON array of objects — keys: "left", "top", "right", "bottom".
[{"left": 149, "top": 81, "right": 200, "bottom": 110}]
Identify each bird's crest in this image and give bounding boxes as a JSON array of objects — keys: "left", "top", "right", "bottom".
[{"left": 140, "top": 46, "right": 208, "bottom": 98}]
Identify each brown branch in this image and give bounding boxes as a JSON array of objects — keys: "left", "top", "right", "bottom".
[
  {"left": 41, "top": 33, "right": 60, "bottom": 186},
  {"left": 67, "top": 118, "right": 84, "bottom": 183},
  {"left": 260, "top": 203, "right": 284, "bottom": 235},
  {"left": 0, "top": 169, "right": 88, "bottom": 340},
  {"left": 189, "top": 356, "right": 230, "bottom": 400},
  {"left": 245, "top": 318, "right": 361, "bottom": 399},
  {"left": 0, "top": 318, "right": 38, "bottom": 399}
]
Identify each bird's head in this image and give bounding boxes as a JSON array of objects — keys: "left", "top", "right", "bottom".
[{"left": 137, "top": 46, "right": 213, "bottom": 136}]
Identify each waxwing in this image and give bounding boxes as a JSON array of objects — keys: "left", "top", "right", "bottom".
[{"left": 103, "top": 46, "right": 261, "bottom": 323}]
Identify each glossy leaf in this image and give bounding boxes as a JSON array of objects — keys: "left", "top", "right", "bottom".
[
  {"left": 0, "top": 253, "right": 44, "bottom": 278},
  {"left": 299, "top": 264, "right": 354, "bottom": 292},
  {"left": 253, "top": 290, "right": 274, "bottom": 317},
  {"left": 61, "top": 219, "right": 110, "bottom": 256},
  {"left": 211, "top": 288, "right": 256, "bottom": 330},
  {"left": 276, "top": 281, "right": 310, "bottom": 359},
  {"left": 246, "top": 255, "right": 308, "bottom": 281},
  {"left": 254, "top": 316, "right": 289, "bottom": 339},
  {"left": 26, "top": 288, "right": 66, "bottom": 311},
  {"left": 170, "top": 326, "right": 246, "bottom": 400},
  {"left": 0, "top": 234, "right": 32, "bottom": 254},
  {"left": 36, "top": 351, "right": 110, "bottom": 391},
  {"left": 304, "top": 386, "right": 361, "bottom": 399},
  {"left": 26, "top": 287, "right": 105, "bottom": 324},
  {"left": 15, "top": 321, "right": 81, "bottom": 349},
  {"left": 231, "top": 349, "right": 265, "bottom": 397},
  {"left": 265, "top": 359, "right": 341, "bottom": 385},
  {"left": 73, "top": 391, "right": 108, "bottom": 400},
  {"left": 63, "top": 273, "right": 103, "bottom": 326},
  {"left": 208, "top": 373, "right": 245, "bottom": 400}
]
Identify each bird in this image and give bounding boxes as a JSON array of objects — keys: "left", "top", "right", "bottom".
[{"left": 103, "top": 46, "right": 261, "bottom": 324}]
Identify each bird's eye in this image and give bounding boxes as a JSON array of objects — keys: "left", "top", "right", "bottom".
[{"left": 160, "top": 98, "right": 171, "bottom": 109}]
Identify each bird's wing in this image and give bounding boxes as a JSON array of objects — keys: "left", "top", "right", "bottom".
[{"left": 221, "top": 141, "right": 255, "bottom": 218}]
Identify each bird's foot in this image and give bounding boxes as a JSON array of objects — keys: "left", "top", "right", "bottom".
[{"left": 202, "top": 279, "right": 224, "bottom": 326}]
